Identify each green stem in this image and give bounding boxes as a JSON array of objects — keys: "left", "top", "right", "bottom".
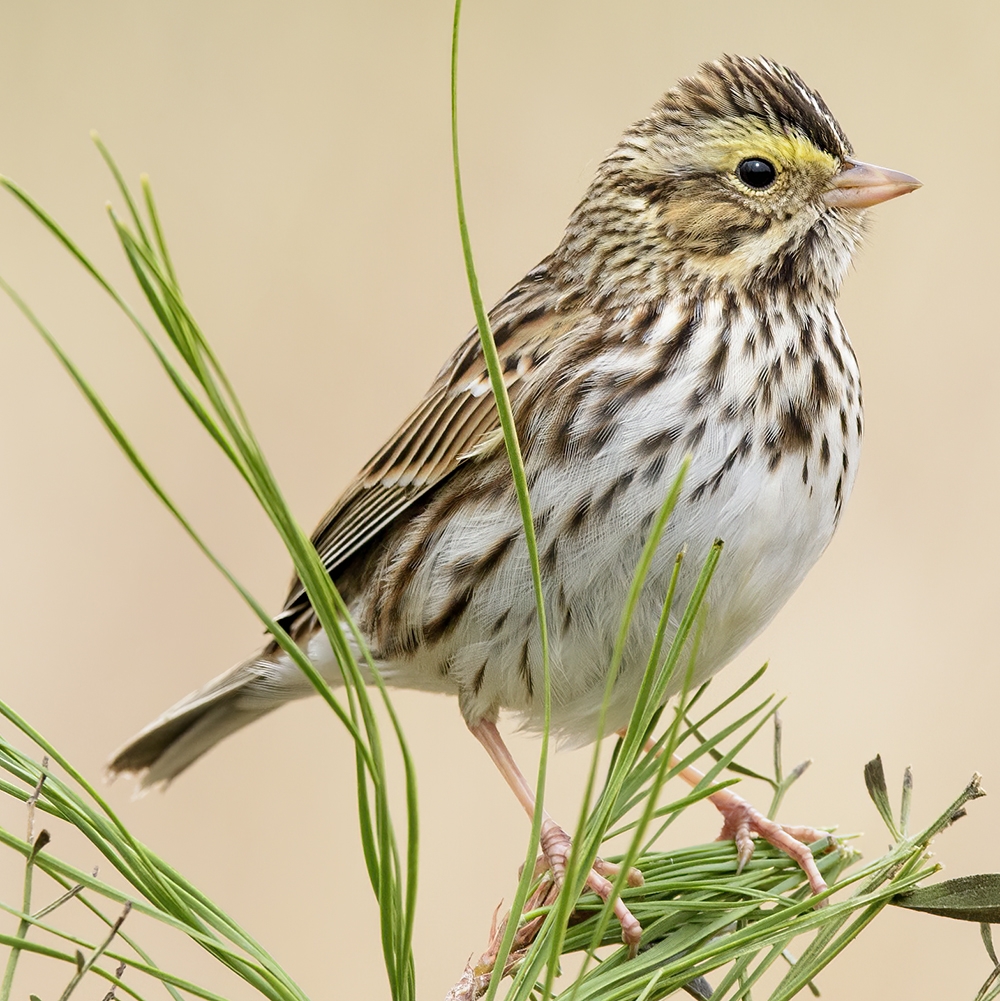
[{"left": 449, "top": 2, "right": 553, "bottom": 997}]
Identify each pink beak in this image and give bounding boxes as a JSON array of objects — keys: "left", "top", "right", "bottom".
[{"left": 822, "top": 158, "right": 922, "bottom": 209}]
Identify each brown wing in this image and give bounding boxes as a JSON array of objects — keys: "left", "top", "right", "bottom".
[{"left": 278, "top": 268, "right": 581, "bottom": 622}]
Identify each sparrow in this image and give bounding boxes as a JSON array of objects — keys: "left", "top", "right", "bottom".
[{"left": 108, "top": 55, "right": 920, "bottom": 949}]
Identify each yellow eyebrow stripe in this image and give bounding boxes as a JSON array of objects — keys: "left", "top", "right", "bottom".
[{"left": 703, "top": 118, "right": 839, "bottom": 173}]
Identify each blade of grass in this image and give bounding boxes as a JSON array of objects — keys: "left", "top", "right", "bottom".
[{"left": 449, "top": 3, "right": 553, "bottom": 997}]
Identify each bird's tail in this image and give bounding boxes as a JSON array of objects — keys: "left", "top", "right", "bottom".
[{"left": 107, "top": 652, "right": 311, "bottom": 790}]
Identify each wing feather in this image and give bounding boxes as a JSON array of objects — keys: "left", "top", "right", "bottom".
[{"left": 279, "top": 293, "right": 579, "bottom": 620}]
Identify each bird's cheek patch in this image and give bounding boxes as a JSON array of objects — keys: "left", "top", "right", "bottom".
[{"left": 662, "top": 196, "right": 763, "bottom": 257}]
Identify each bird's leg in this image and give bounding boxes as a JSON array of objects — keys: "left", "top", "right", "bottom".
[
  {"left": 469, "top": 720, "right": 644, "bottom": 953},
  {"left": 618, "top": 729, "right": 829, "bottom": 896}
]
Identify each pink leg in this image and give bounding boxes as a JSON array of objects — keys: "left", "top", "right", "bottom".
[{"left": 470, "top": 720, "right": 644, "bottom": 953}]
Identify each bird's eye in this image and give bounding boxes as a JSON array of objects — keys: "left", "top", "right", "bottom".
[{"left": 737, "top": 158, "right": 777, "bottom": 190}]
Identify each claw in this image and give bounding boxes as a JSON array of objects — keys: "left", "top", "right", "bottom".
[{"left": 714, "top": 795, "right": 831, "bottom": 896}]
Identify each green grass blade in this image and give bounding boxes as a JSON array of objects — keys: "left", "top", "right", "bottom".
[{"left": 449, "top": 2, "right": 552, "bottom": 996}]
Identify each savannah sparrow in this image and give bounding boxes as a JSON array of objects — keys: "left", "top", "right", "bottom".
[{"left": 109, "top": 56, "right": 919, "bottom": 947}]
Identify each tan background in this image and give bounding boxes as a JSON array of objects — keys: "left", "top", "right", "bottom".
[{"left": 1, "top": 1, "right": 998, "bottom": 998}]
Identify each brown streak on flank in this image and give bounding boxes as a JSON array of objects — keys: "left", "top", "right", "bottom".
[
  {"left": 780, "top": 402, "right": 813, "bottom": 452},
  {"left": 519, "top": 640, "right": 534, "bottom": 698},
  {"left": 820, "top": 434, "right": 831, "bottom": 468},
  {"left": 811, "top": 357, "right": 831, "bottom": 407},
  {"left": 685, "top": 385, "right": 707, "bottom": 411},
  {"left": 799, "top": 315, "right": 816, "bottom": 356},
  {"left": 390, "top": 624, "right": 421, "bottom": 659},
  {"left": 425, "top": 481, "right": 476, "bottom": 529},
  {"left": 556, "top": 583, "right": 572, "bottom": 634},
  {"left": 642, "top": 451, "right": 669, "bottom": 484},
  {"left": 704, "top": 329, "right": 730, "bottom": 391},
  {"left": 801, "top": 458, "right": 809, "bottom": 485},
  {"left": 569, "top": 368, "right": 600, "bottom": 411},
  {"left": 490, "top": 608, "right": 511, "bottom": 637},
  {"left": 824, "top": 325, "right": 846, "bottom": 374},
  {"left": 566, "top": 494, "right": 592, "bottom": 535},
  {"left": 472, "top": 661, "right": 488, "bottom": 697},
  {"left": 593, "top": 469, "right": 636, "bottom": 518},
  {"left": 579, "top": 418, "right": 621, "bottom": 458},
  {"left": 757, "top": 362, "right": 776, "bottom": 410},
  {"left": 758, "top": 311, "right": 775, "bottom": 349},
  {"left": 638, "top": 425, "right": 683, "bottom": 456},
  {"left": 541, "top": 536, "right": 559, "bottom": 575},
  {"left": 451, "top": 531, "right": 518, "bottom": 587},
  {"left": 839, "top": 407, "right": 848, "bottom": 436},
  {"left": 423, "top": 586, "right": 474, "bottom": 645},
  {"left": 696, "top": 432, "right": 751, "bottom": 499},
  {"left": 684, "top": 418, "right": 708, "bottom": 449},
  {"left": 372, "top": 523, "right": 440, "bottom": 635}
]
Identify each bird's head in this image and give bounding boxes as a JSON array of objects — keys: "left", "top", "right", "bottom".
[{"left": 557, "top": 55, "right": 919, "bottom": 306}]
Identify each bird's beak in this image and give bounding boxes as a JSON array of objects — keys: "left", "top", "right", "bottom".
[{"left": 822, "top": 158, "right": 922, "bottom": 209}]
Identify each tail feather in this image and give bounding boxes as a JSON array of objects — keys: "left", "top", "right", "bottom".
[{"left": 107, "top": 655, "right": 301, "bottom": 789}]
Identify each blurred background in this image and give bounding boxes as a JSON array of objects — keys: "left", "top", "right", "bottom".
[{"left": 1, "top": 1, "right": 997, "bottom": 997}]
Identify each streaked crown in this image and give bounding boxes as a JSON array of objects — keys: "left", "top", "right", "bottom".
[{"left": 656, "top": 55, "right": 852, "bottom": 162}]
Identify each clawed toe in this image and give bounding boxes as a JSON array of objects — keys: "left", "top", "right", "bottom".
[
  {"left": 593, "top": 856, "right": 645, "bottom": 889},
  {"left": 714, "top": 795, "right": 831, "bottom": 896}
]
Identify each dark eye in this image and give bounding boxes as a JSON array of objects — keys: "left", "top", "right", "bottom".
[{"left": 737, "top": 158, "right": 777, "bottom": 190}]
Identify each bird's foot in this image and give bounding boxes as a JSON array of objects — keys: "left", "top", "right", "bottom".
[
  {"left": 712, "top": 790, "right": 831, "bottom": 896},
  {"left": 537, "top": 818, "right": 645, "bottom": 954}
]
